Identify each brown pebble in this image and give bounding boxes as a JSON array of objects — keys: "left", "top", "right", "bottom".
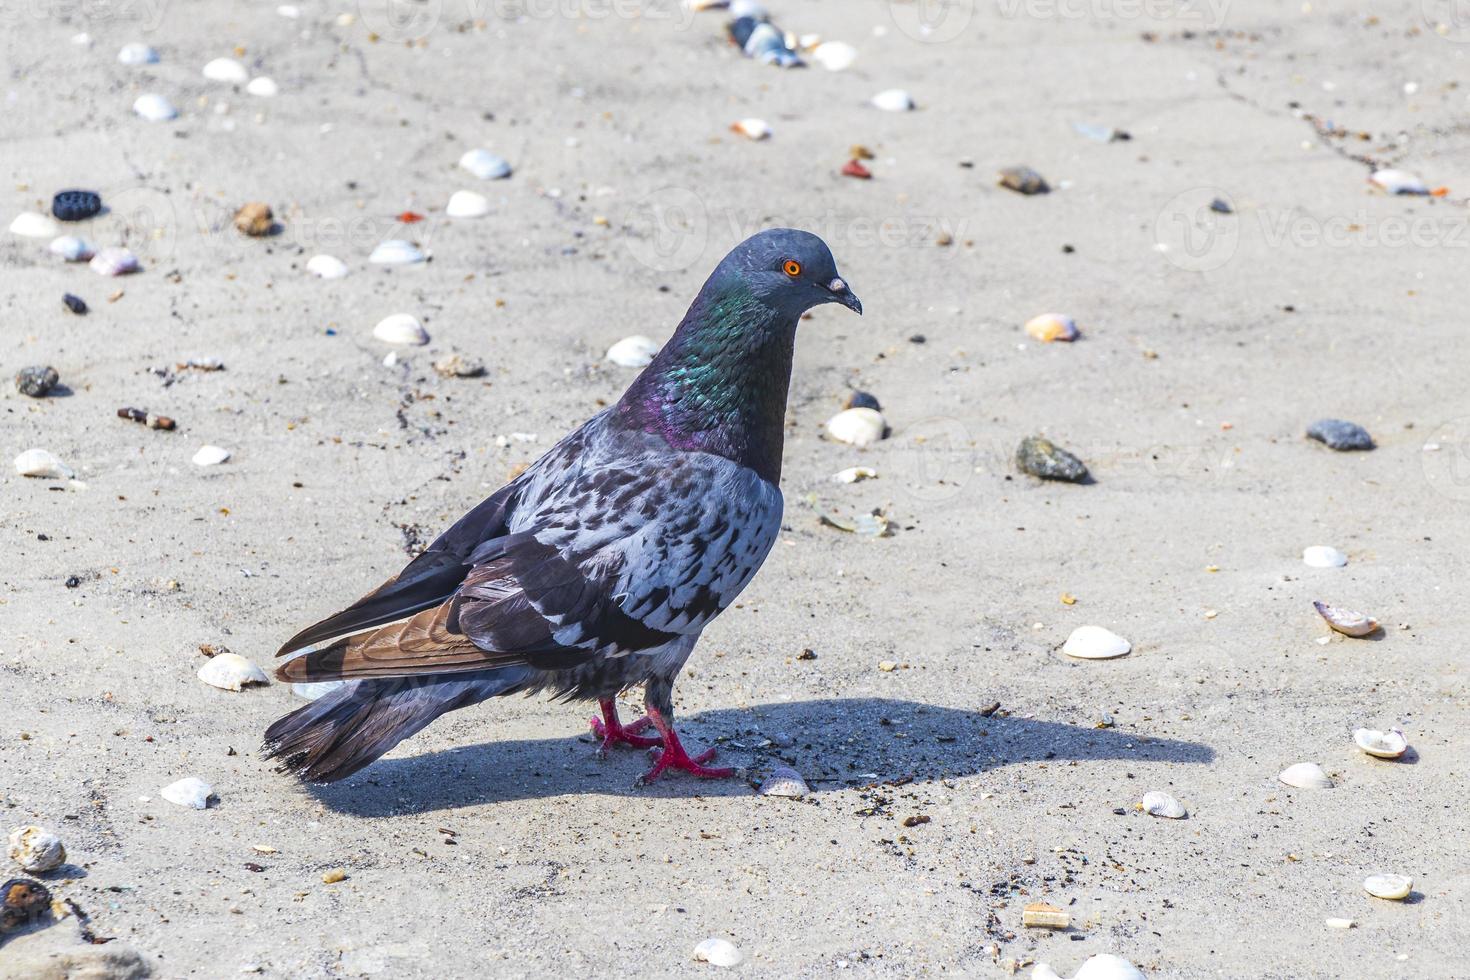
[
  {"left": 234, "top": 202, "right": 275, "bottom": 237},
  {"left": 997, "top": 166, "right": 1049, "bottom": 195},
  {"left": 322, "top": 868, "right": 346, "bottom": 884}
]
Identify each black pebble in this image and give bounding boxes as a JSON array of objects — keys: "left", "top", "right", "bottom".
[
  {"left": 845, "top": 390, "right": 881, "bottom": 412},
  {"left": 64, "top": 576, "right": 81, "bottom": 589},
  {"left": 63, "top": 293, "right": 88, "bottom": 315},
  {"left": 908, "top": 334, "right": 926, "bottom": 344},
  {"left": 51, "top": 189, "right": 102, "bottom": 222},
  {"left": 15, "top": 365, "right": 59, "bottom": 398}
]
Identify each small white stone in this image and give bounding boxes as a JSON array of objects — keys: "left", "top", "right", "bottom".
[
  {"left": 246, "top": 76, "right": 279, "bottom": 97},
  {"left": 459, "top": 148, "right": 512, "bottom": 180},
  {"left": 1032, "top": 953, "right": 1146, "bottom": 980},
  {"left": 825, "top": 407, "right": 886, "bottom": 446},
  {"left": 198, "top": 653, "right": 269, "bottom": 691},
  {"left": 1353, "top": 727, "right": 1408, "bottom": 759},
  {"left": 692, "top": 938, "right": 743, "bottom": 967},
  {"left": 1369, "top": 168, "right": 1428, "bottom": 195},
  {"left": 8, "top": 826, "right": 66, "bottom": 873},
  {"left": 731, "top": 118, "right": 772, "bottom": 140},
  {"left": 1302, "top": 545, "right": 1347, "bottom": 568},
  {"left": 160, "top": 777, "right": 215, "bottom": 809},
  {"left": 90, "top": 247, "right": 141, "bottom": 276},
  {"left": 72, "top": 32, "right": 93, "bottom": 47},
  {"left": 374, "top": 313, "right": 430, "bottom": 346},
  {"left": 1363, "top": 873, "right": 1412, "bottom": 900},
  {"left": 49, "top": 235, "right": 94, "bottom": 261},
  {"left": 1278, "top": 762, "right": 1333, "bottom": 789},
  {"left": 369, "top": 239, "right": 426, "bottom": 265},
  {"left": 1325, "top": 917, "right": 1355, "bottom": 929},
  {"left": 117, "top": 42, "right": 159, "bottom": 65},
  {"left": 10, "top": 212, "right": 59, "bottom": 239},
  {"left": 446, "top": 190, "right": 491, "bottom": 218},
  {"left": 1141, "top": 790, "right": 1186, "bottom": 819},
  {"left": 277, "top": 4, "right": 301, "bottom": 17},
  {"left": 306, "top": 254, "right": 348, "bottom": 279},
  {"left": 871, "top": 88, "right": 915, "bottom": 112},
  {"left": 192, "top": 445, "right": 231, "bottom": 467},
  {"left": 1061, "top": 625, "right": 1131, "bottom": 660},
  {"left": 133, "top": 93, "right": 178, "bottom": 121},
  {"left": 832, "top": 466, "right": 877, "bottom": 484},
  {"left": 607, "top": 335, "right": 660, "bottom": 368},
  {"left": 202, "top": 57, "right": 249, "bottom": 84},
  {"left": 759, "top": 766, "right": 809, "bottom": 799},
  {"left": 14, "top": 449, "right": 73, "bottom": 479},
  {"left": 811, "top": 41, "right": 857, "bottom": 71}
]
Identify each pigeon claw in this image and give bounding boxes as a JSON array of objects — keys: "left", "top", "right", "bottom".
[
  {"left": 591, "top": 700, "right": 663, "bottom": 757},
  {"left": 634, "top": 706, "right": 736, "bottom": 785}
]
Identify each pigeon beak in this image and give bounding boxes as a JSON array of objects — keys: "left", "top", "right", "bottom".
[{"left": 828, "top": 277, "right": 862, "bottom": 315}]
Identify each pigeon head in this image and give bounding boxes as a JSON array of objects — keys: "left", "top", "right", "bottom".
[{"left": 715, "top": 228, "right": 862, "bottom": 318}]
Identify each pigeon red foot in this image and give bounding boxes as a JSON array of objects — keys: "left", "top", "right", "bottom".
[
  {"left": 637, "top": 707, "right": 735, "bottom": 784},
  {"left": 590, "top": 699, "right": 663, "bottom": 756}
]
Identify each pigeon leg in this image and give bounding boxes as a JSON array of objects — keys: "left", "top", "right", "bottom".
[
  {"left": 637, "top": 706, "right": 735, "bottom": 784},
  {"left": 590, "top": 699, "right": 662, "bottom": 756}
]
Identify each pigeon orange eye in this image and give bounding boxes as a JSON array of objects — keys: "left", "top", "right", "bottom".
[{"left": 782, "top": 259, "right": 801, "bottom": 277}]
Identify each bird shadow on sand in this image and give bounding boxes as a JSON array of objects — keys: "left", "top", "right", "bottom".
[{"left": 304, "top": 698, "right": 1215, "bottom": 817}]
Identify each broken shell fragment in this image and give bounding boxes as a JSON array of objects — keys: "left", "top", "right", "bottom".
[
  {"left": 7, "top": 827, "right": 66, "bottom": 874},
  {"left": 445, "top": 190, "right": 491, "bottom": 218},
  {"left": 50, "top": 235, "right": 94, "bottom": 261},
  {"left": 192, "top": 445, "right": 230, "bottom": 467},
  {"left": 1325, "top": 917, "right": 1355, "bottom": 929},
  {"left": 306, "top": 254, "right": 348, "bottom": 279},
  {"left": 233, "top": 202, "right": 274, "bottom": 237},
  {"left": 1025, "top": 313, "right": 1079, "bottom": 343},
  {"left": 132, "top": 93, "right": 178, "bottom": 122},
  {"left": 606, "top": 335, "right": 660, "bottom": 368},
  {"left": 9, "top": 212, "right": 59, "bottom": 239},
  {"left": 369, "top": 239, "right": 425, "bottom": 265},
  {"left": 246, "top": 76, "right": 279, "bottom": 97},
  {"left": 1306, "top": 418, "right": 1373, "bottom": 451},
  {"left": 825, "top": 407, "right": 886, "bottom": 446},
  {"left": 832, "top": 466, "right": 877, "bottom": 484},
  {"left": 1369, "top": 168, "right": 1428, "bottom": 195},
  {"left": 89, "top": 247, "right": 140, "bottom": 276},
  {"left": 1033, "top": 953, "right": 1146, "bottom": 980},
  {"left": 870, "top": 88, "right": 915, "bottom": 112},
  {"left": 459, "top": 148, "right": 512, "bottom": 180},
  {"left": 160, "top": 777, "right": 215, "bottom": 809},
  {"left": 14, "top": 449, "right": 73, "bottom": 480},
  {"left": 1141, "top": 790, "right": 1187, "bottom": 819},
  {"left": 1279, "top": 762, "right": 1333, "bottom": 789},
  {"left": 1363, "top": 874, "right": 1412, "bottom": 900},
  {"left": 1061, "top": 625, "right": 1130, "bottom": 660},
  {"left": 117, "top": 42, "right": 159, "bottom": 65},
  {"left": 202, "top": 57, "right": 249, "bottom": 83},
  {"left": 692, "top": 938, "right": 743, "bottom": 967},
  {"left": 811, "top": 41, "right": 857, "bottom": 71},
  {"left": 1302, "top": 546, "right": 1347, "bottom": 568},
  {"left": 998, "top": 166, "right": 1050, "bottom": 195},
  {"left": 730, "top": 118, "right": 772, "bottom": 141},
  {"left": 1313, "top": 601, "right": 1378, "bottom": 637},
  {"left": 758, "top": 766, "right": 809, "bottom": 799},
  {"left": 1022, "top": 902, "right": 1070, "bottom": 929},
  {"left": 1353, "top": 728, "right": 1408, "bottom": 759},
  {"left": 373, "top": 314, "right": 429, "bottom": 346},
  {"left": 198, "top": 653, "right": 269, "bottom": 691}
]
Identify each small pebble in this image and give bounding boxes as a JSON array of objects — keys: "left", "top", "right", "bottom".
[
  {"left": 369, "top": 239, "right": 426, "bottom": 265},
  {"left": 192, "top": 445, "right": 231, "bottom": 467},
  {"left": 202, "top": 57, "right": 249, "bottom": 84},
  {"left": 14, "top": 449, "right": 73, "bottom": 479},
  {"left": 62, "top": 293, "right": 88, "bottom": 314},
  {"left": 374, "top": 314, "right": 430, "bottom": 346},
  {"left": 1313, "top": 600, "right": 1378, "bottom": 637},
  {"left": 1, "top": 877, "right": 52, "bottom": 931},
  {"left": 1306, "top": 418, "right": 1373, "bottom": 451},
  {"left": 1369, "top": 168, "right": 1428, "bottom": 195},
  {"left": 826, "top": 407, "right": 886, "bottom": 446},
  {"left": 459, "top": 148, "right": 512, "bottom": 180},
  {"left": 812, "top": 41, "right": 857, "bottom": 71},
  {"left": 445, "top": 190, "right": 491, "bottom": 218},
  {"left": 1024, "top": 313, "right": 1079, "bottom": 343},
  {"left": 50, "top": 236, "right": 94, "bottom": 262},
  {"left": 433, "top": 353, "right": 487, "bottom": 378},
  {"left": 1032, "top": 954, "right": 1145, "bottom": 980},
  {"left": 692, "top": 938, "right": 742, "bottom": 967},
  {"left": 246, "top": 76, "right": 279, "bottom": 97},
  {"left": 1363, "top": 873, "right": 1412, "bottom": 900},
  {"left": 730, "top": 118, "right": 772, "bottom": 141},
  {"left": 607, "top": 335, "right": 660, "bottom": 368},
  {"left": 160, "top": 777, "right": 215, "bottom": 809},
  {"left": 998, "top": 166, "right": 1049, "bottom": 195},
  {"left": 1302, "top": 546, "right": 1347, "bottom": 568},
  {"left": 841, "top": 158, "right": 872, "bottom": 179},
  {"left": 870, "top": 88, "right": 915, "bottom": 112},
  {"left": 1061, "top": 625, "right": 1130, "bottom": 660},
  {"left": 90, "top": 247, "right": 140, "bottom": 276},
  {"left": 322, "top": 868, "right": 347, "bottom": 884},
  {"left": 844, "top": 390, "right": 881, "bottom": 411},
  {"left": 306, "top": 254, "right": 348, "bottom": 279},
  {"left": 51, "top": 190, "right": 102, "bottom": 222},
  {"left": 1016, "top": 435, "right": 1088, "bottom": 482},
  {"left": 117, "top": 42, "right": 159, "bottom": 65},
  {"left": 15, "top": 366, "right": 59, "bottom": 398},
  {"left": 9, "top": 212, "right": 59, "bottom": 239},
  {"left": 7, "top": 826, "right": 66, "bottom": 874},
  {"left": 233, "top": 202, "right": 275, "bottom": 237},
  {"left": 133, "top": 93, "right": 178, "bottom": 122}
]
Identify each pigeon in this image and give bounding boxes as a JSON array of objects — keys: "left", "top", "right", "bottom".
[{"left": 263, "top": 228, "right": 861, "bottom": 785}]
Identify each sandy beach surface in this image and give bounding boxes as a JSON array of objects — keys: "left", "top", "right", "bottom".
[{"left": 4, "top": 0, "right": 1470, "bottom": 976}]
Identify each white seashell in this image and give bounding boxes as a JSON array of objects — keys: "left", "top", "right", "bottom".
[
  {"left": 1141, "top": 790, "right": 1186, "bottom": 819},
  {"left": 306, "top": 254, "right": 348, "bottom": 279},
  {"left": 812, "top": 41, "right": 857, "bottom": 71},
  {"left": 446, "top": 190, "right": 491, "bottom": 218},
  {"left": 90, "top": 247, "right": 141, "bottom": 276},
  {"left": 731, "top": 118, "right": 772, "bottom": 141},
  {"left": 192, "top": 445, "right": 231, "bottom": 467},
  {"left": 277, "top": 3, "right": 301, "bottom": 17},
  {"left": 1024, "top": 313, "right": 1079, "bottom": 343},
  {"left": 1369, "top": 168, "right": 1428, "bottom": 195},
  {"left": 1313, "top": 601, "right": 1378, "bottom": 637},
  {"left": 1363, "top": 873, "right": 1412, "bottom": 900},
  {"left": 729, "top": 0, "right": 765, "bottom": 16},
  {"left": 759, "top": 766, "right": 809, "bottom": 798},
  {"left": 459, "top": 148, "right": 512, "bottom": 180},
  {"left": 49, "top": 235, "right": 94, "bottom": 261},
  {"left": 14, "top": 449, "right": 73, "bottom": 480},
  {"left": 160, "top": 777, "right": 215, "bottom": 809},
  {"left": 197, "top": 653, "right": 269, "bottom": 691},
  {"left": 202, "top": 57, "right": 249, "bottom": 84},
  {"left": 1279, "top": 762, "right": 1333, "bottom": 789},
  {"left": 374, "top": 313, "right": 430, "bottom": 346},
  {"left": 1061, "top": 625, "right": 1131, "bottom": 660},
  {"left": 292, "top": 680, "right": 346, "bottom": 701},
  {"left": 1353, "top": 727, "right": 1407, "bottom": 759},
  {"left": 692, "top": 938, "right": 743, "bottom": 967},
  {"left": 871, "top": 88, "right": 915, "bottom": 112},
  {"left": 10, "top": 212, "right": 59, "bottom": 239},
  {"left": 832, "top": 466, "right": 877, "bottom": 484},
  {"left": 607, "top": 335, "right": 660, "bottom": 368},
  {"left": 369, "top": 239, "right": 426, "bottom": 265},
  {"left": 1302, "top": 545, "right": 1347, "bottom": 568},
  {"left": 1325, "top": 917, "right": 1355, "bottom": 929},
  {"left": 8, "top": 826, "right": 66, "bottom": 873},
  {"left": 246, "top": 76, "right": 279, "bottom": 97},
  {"left": 1033, "top": 953, "right": 1146, "bottom": 980},
  {"left": 117, "top": 42, "right": 159, "bottom": 65},
  {"left": 72, "top": 32, "right": 93, "bottom": 47},
  {"left": 825, "top": 407, "right": 886, "bottom": 446},
  {"left": 133, "top": 93, "right": 178, "bottom": 121}
]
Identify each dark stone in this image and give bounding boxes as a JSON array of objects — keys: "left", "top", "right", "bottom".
[
  {"left": 15, "top": 366, "right": 59, "bottom": 398},
  {"left": 51, "top": 189, "right": 102, "bottom": 222},
  {"left": 845, "top": 390, "right": 881, "bottom": 412},
  {"left": 63, "top": 293, "right": 88, "bottom": 315},
  {"left": 1016, "top": 435, "right": 1089, "bottom": 483},
  {"left": 1306, "top": 418, "right": 1374, "bottom": 451},
  {"left": 64, "top": 576, "right": 80, "bottom": 589},
  {"left": 997, "top": 166, "right": 1049, "bottom": 195},
  {"left": 1, "top": 878, "right": 51, "bottom": 932},
  {"left": 1209, "top": 197, "right": 1233, "bottom": 214}
]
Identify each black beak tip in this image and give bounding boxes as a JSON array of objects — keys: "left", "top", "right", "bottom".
[{"left": 829, "top": 277, "right": 862, "bottom": 315}]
